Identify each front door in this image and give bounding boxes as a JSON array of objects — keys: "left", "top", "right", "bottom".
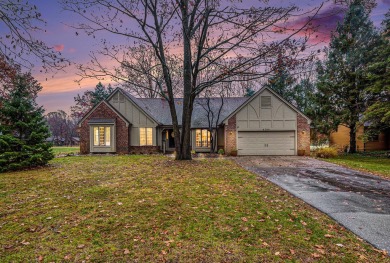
[{"left": 167, "top": 129, "right": 175, "bottom": 148}]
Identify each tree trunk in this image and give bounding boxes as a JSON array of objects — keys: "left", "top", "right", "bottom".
[
  {"left": 175, "top": 2, "right": 193, "bottom": 160},
  {"left": 348, "top": 123, "right": 357, "bottom": 153}
]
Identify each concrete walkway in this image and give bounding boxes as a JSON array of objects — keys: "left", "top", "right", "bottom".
[{"left": 235, "top": 156, "right": 390, "bottom": 253}]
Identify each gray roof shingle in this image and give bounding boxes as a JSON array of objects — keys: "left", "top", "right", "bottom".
[{"left": 119, "top": 89, "right": 248, "bottom": 127}]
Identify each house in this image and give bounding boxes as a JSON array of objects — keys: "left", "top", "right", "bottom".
[
  {"left": 78, "top": 87, "right": 311, "bottom": 156},
  {"left": 330, "top": 125, "right": 390, "bottom": 152}
]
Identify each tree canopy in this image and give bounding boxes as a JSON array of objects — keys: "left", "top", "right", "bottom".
[
  {"left": 313, "top": 0, "right": 381, "bottom": 152},
  {"left": 63, "top": 0, "right": 322, "bottom": 159},
  {"left": 0, "top": 74, "right": 53, "bottom": 172},
  {"left": 0, "top": 0, "right": 68, "bottom": 71}
]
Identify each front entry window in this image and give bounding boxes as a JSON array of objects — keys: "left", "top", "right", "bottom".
[
  {"left": 93, "top": 126, "right": 111, "bottom": 146},
  {"left": 196, "top": 129, "right": 211, "bottom": 147}
]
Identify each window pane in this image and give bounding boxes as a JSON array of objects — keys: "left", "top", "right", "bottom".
[
  {"left": 105, "top": 127, "right": 111, "bottom": 146},
  {"left": 146, "top": 128, "right": 153, "bottom": 146},
  {"left": 94, "top": 127, "right": 99, "bottom": 146},
  {"left": 140, "top": 128, "right": 146, "bottom": 146},
  {"left": 202, "top": 129, "right": 209, "bottom": 147},
  {"left": 99, "top": 127, "right": 105, "bottom": 146},
  {"left": 196, "top": 129, "right": 202, "bottom": 147}
]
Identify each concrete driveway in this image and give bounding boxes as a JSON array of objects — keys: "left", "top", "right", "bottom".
[{"left": 235, "top": 156, "right": 390, "bottom": 253}]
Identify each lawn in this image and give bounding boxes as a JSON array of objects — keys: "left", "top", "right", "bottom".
[
  {"left": 324, "top": 154, "right": 390, "bottom": 179},
  {"left": 0, "top": 156, "right": 387, "bottom": 262},
  {"left": 52, "top": 146, "right": 80, "bottom": 156}
]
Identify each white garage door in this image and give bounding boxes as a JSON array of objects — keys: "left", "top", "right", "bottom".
[{"left": 237, "top": 131, "right": 295, "bottom": 155}]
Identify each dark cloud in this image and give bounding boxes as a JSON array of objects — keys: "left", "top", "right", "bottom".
[{"left": 282, "top": 5, "right": 346, "bottom": 44}]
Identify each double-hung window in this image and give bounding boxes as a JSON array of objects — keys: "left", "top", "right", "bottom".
[
  {"left": 93, "top": 126, "right": 111, "bottom": 146},
  {"left": 140, "top": 128, "right": 153, "bottom": 146},
  {"left": 195, "top": 129, "right": 211, "bottom": 147}
]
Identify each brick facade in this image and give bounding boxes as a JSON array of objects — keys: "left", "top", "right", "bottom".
[
  {"left": 80, "top": 102, "right": 129, "bottom": 154},
  {"left": 224, "top": 115, "right": 237, "bottom": 155},
  {"left": 129, "top": 146, "right": 160, "bottom": 154},
  {"left": 297, "top": 114, "right": 311, "bottom": 156}
]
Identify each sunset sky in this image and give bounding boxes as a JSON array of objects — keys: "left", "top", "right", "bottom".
[{"left": 12, "top": 0, "right": 390, "bottom": 113}]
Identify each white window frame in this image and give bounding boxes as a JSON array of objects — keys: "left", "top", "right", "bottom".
[{"left": 92, "top": 126, "right": 112, "bottom": 147}]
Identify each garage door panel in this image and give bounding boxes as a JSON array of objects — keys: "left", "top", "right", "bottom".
[{"left": 237, "top": 131, "right": 295, "bottom": 155}]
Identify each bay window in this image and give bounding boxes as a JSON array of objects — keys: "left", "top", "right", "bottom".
[{"left": 93, "top": 126, "right": 111, "bottom": 146}]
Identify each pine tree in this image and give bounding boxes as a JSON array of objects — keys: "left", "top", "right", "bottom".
[
  {"left": 266, "top": 65, "right": 295, "bottom": 102},
  {"left": 316, "top": 0, "right": 381, "bottom": 153},
  {"left": 363, "top": 9, "right": 390, "bottom": 132},
  {"left": 0, "top": 74, "right": 53, "bottom": 172}
]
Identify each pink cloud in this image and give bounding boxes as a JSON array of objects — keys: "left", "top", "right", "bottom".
[
  {"left": 68, "top": 48, "right": 77, "bottom": 53},
  {"left": 276, "top": 5, "right": 346, "bottom": 44},
  {"left": 53, "top": 44, "right": 65, "bottom": 52}
]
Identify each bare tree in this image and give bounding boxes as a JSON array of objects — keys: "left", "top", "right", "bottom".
[
  {"left": 46, "top": 110, "right": 79, "bottom": 146},
  {"left": 63, "top": 0, "right": 322, "bottom": 160},
  {"left": 196, "top": 90, "right": 224, "bottom": 153},
  {"left": 0, "top": 0, "right": 68, "bottom": 71}
]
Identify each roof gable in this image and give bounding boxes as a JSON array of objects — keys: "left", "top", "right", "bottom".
[
  {"left": 78, "top": 100, "right": 129, "bottom": 127},
  {"left": 107, "top": 88, "right": 160, "bottom": 125},
  {"left": 222, "top": 87, "right": 311, "bottom": 124}
]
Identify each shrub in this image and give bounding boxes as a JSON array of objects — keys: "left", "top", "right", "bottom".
[
  {"left": 315, "top": 147, "right": 338, "bottom": 158},
  {"left": 218, "top": 149, "right": 224, "bottom": 155}
]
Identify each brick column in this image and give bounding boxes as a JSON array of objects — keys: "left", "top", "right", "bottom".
[
  {"left": 225, "top": 115, "right": 237, "bottom": 155},
  {"left": 297, "top": 114, "right": 310, "bottom": 156}
]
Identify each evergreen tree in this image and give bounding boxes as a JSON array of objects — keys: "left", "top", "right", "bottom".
[
  {"left": 363, "top": 9, "right": 390, "bottom": 132},
  {"left": 266, "top": 65, "right": 295, "bottom": 102},
  {"left": 70, "top": 82, "right": 114, "bottom": 119},
  {"left": 244, "top": 87, "right": 255, "bottom": 97},
  {"left": 315, "top": 1, "right": 381, "bottom": 153},
  {"left": 0, "top": 74, "right": 53, "bottom": 172}
]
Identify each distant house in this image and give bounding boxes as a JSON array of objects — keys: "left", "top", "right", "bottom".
[
  {"left": 330, "top": 125, "right": 390, "bottom": 152},
  {"left": 46, "top": 136, "right": 65, "bottom": 146},
  {"left": 78, "top": 87, "right": 311, "bottom": 156}
]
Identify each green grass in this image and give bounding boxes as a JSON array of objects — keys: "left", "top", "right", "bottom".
[
  {"left": 324, "top": 154, "right": 390, "bottom": 179},
  {"left": 52, "top": 146, "right": 80, "bottom": 156},
  {"left": 0, "top": 156, "right": 388, "bottom": 262}
]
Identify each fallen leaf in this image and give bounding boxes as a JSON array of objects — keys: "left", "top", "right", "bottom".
[
  {"left": 275, "top": 251, "right": 280, "bottom": 256},
  {"left": 262, "top": 242, "right": 269, "bottom": 247},
  {"left": 317, "top": 248, "right": 326, "bottom": 254},
  {"left": 77, "top": 244, "right": 85, "bottom": 249},
  {"left": 324, "top": 234, "right": 333, "bottom": 238},
  {"left": 21, "top": 240, "right": 30, "bottom": 245},
  {"left": 124, "top": 248, "right": 130, "bottom": 255},
  {"left": 312, "top": 253, "right": 321, "bottom": 258},
  {"left": 241, "top": 217, "right": 248, "bottom": 222},
  {"left": 300, "top": 220, "right": 307, "bottom": 226},
  {"left": 117, "top": 202, "right": 123, "bottom": 206},
  {"left": 161, "top": 250, "right": 167, "bottom": 255},
  {"left": 336, "top": 243, "right": 344, "bottom": 247},
  {"left": 38, "top": 255, "right": 43, "bottom": 261},
  {"left": 289, "top": 249, "right": 295, "bottom": 255}
]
